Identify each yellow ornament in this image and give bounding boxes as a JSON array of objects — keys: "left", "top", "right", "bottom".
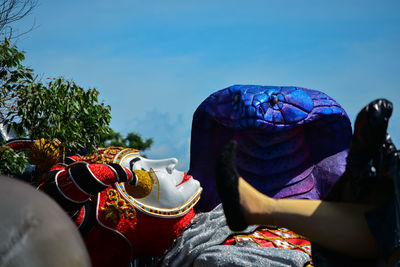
[
  {"left": 29, "top": 138, "right": 61, "bottom": 170},
  {"left": 124, "top": 170, "right": 154, "bottom": 199}
]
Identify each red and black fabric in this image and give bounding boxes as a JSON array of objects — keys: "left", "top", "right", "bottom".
[
  {"left": 40, "top": 155, "right": 133, "bottom": 214},
  {"left": 40, "top": 169, "right": 87, "bottom": 213},
  {"left": 68, "top": 162, "right": 110, "bottom": 196},
  {"left": 67, "top": 162, "right": 134, "bottom": 194}
]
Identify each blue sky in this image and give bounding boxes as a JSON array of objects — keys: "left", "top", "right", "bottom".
[{"left": 13, "top": 0, "right": 400, "bottom": 170}]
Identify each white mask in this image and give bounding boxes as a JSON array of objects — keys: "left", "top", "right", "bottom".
[{"left": 114, "top": 149, "right": 202, "bottom": 218}]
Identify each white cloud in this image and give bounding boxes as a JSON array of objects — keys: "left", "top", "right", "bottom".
[{"left": 120, "top": 109, "right": 192, "bottom": 171}]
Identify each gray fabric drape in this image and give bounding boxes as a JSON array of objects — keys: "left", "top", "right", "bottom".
[{"left": 160, "top": 205, "right": 310, "bottom": 267}]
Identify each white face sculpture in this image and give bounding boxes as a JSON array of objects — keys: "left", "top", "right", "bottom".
[{"left": 116, "top": 153, "right": 202, "bottom": 217}]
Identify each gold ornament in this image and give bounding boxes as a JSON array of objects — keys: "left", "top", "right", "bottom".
[
  {"left": 101, "top": 189, "right": 136, "bottom": 224},
  {"left": 124, "top": 170, "right": 154, "bottom": 199},
  {"left": 80, "top": 146, "right": 134, "bottom": 164},
  {"left": 29, "top": 138, "right": 61, "bottom": 170}
]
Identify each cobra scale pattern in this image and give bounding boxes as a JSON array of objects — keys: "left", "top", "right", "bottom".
[{"left": 190, "top": 85, "right": 352, "bottom": 212}]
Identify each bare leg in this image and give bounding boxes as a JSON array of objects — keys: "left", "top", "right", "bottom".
[
  {"left": 238, "top": 177, "right": 378, "bottom": 259},
  {"left": 216, "top": 141, "right": 379, "bottom": 259}
]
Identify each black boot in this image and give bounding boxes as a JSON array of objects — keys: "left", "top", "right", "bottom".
[
  {"left": 363, "top": 135, "right": 400, "bottom": 264},
  {"left": 215, "top": 140, "right": 248, "bottom": 231},
  {"left": 324, "top": 99, "right": 393, "bottom": 204},
  {"left": 347, "top": 99, "right": 392, "bottom": 174},
  {"left": 315, "top": 100, "right": 399, "bottom": 266}
]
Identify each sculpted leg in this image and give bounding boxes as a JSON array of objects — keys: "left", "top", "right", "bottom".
[
  {"left": 241, "top": 177, "right": 378, "bottom": 259},
  {"left": 216, "top": 140, "right": 378, "bottom": 259}
]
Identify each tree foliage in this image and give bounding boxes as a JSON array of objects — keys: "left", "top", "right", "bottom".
[
  {"left": 0, "top": 144, "right": 27, "bottom": 176},
  {"left": 0, "top": 39, "right": 153, "bottom": 177},
  {"left": 4, "top": 77, "right": 112, "bottom": 156},
  {"left": 99, "top": 128, "right": 153, "bottom": 151},
  {"left": 0, "top": 38, "right": 34, "bottom": 120},
  {"left": 1, "top": 40, "right": 112, "bottom": 160}
]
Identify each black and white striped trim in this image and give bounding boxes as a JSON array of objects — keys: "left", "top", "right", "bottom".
[
  {"left": 55, "top": 171, "right": 88, "bottom": 204},
  {"left": 43, "top": 170, "right": 86, "bottom": 213},
  {"left": 68, "top": 162, "right": 109, "bottom": 196},
  {"left": 65, "top": 156, "right": 77, "bottom": 165},
  {"left": 78, "top": 201, "right": 96, "bottom": 237},
  {"left": 108, "top": 163, "right": 133, "bottom": 183}
]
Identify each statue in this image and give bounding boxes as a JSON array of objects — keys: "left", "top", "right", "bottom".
[
  {"left": 19, "top": 146, "right": 309, "bottom": 267},
  {"left": 5, "top": 85, "right": 381, "bottom": 266}
]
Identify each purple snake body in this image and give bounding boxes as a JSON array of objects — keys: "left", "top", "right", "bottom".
[{"left": 189, "top": 85, "right": 352, "bottom": 212}]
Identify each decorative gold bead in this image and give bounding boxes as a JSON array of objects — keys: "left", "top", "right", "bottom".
[{"left": 125, "top": 170, "right": 153, "bottom": 198}]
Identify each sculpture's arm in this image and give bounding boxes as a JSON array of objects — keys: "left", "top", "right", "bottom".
[{"left": 39, "top": 156, "right": 136, "bottom": 214}]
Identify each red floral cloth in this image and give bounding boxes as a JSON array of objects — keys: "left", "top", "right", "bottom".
[{"left": 224, "top": 226, "right": 313, "bottom": 265}]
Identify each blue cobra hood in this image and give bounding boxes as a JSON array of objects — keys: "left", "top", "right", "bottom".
[{"left": 189, "top": 85, "right": 352, "bottom": 212}]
